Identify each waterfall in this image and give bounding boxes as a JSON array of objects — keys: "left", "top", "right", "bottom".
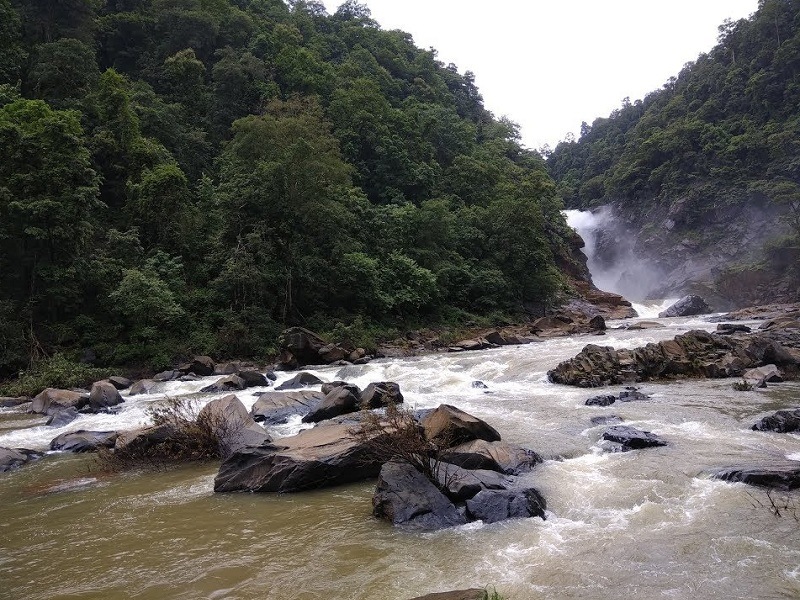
[{"left": 563, "top": 207, "right": 666, "bottom": 303}]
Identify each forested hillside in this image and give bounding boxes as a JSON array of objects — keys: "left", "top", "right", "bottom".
[
  {"left": 0, "top": 0, "right": 578, "bottom": 378},
  {"left": 547, "top": 0, "right": 800, "bottom": 305}
]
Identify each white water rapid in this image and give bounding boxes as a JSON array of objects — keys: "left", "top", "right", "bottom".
[{"left": 2, "top": 313, "right": 799, "bottom": 599}]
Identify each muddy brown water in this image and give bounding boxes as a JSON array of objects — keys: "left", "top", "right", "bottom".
[{"left": 1, "top": 315, "right": 799, "bottom": 599}]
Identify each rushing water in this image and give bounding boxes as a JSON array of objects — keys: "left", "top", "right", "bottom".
[{"left": 2, "top": 314, "right": 800, "bottom": 600}]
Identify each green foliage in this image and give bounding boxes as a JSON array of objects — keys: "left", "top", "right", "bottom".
[
  {"left": 0, "top": 354, "right": 111, "bottom": 397},
  {"left": 0, "top": 0, "right": 575, "bottom": 380}
]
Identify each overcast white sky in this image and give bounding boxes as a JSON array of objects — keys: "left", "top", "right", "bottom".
[{"left": 323, "top": 0, "right": 759, "bottom": 149}]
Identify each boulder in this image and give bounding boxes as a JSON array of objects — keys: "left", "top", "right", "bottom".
[
  {"left": 197, "top": 394, "right": 270, "bottom": 455},
  {"left": 465, "top": 488, "right": 547, "bottom": 523},
  {"left": 441, "top": 440, "right": 541, "bottom": 474},
  {"left": 276, "top": 327, "right": 341, "bottom": 369},
  {"left": 372, "top": 461, "right": 466, "bottom": 530},
  {"left": 451, "top": 338, "right": 493, "bottom": 352},
  {"left": 421, "top": 405, "right": 501, "bottom": 448},
  {"left": 152, "top": 370, "right": 181, "bottom": 382},
  {"left": 0, "top": 396, "right": 28, "bottom": 408},
  {"left": 106, "top": 376, "right": 132, "bottom": 390},
  {"left": 88, "top": 381, "right": 124, "bottom": 411},
  {"left": 407, "top": 590, "right": 487, "bottom": 600},
  {"left": 236, "top": 370, "right": 270, "bottom": 388},
  {"left": 434, "top": 462, "right": 511, "bottom": 502},
  {"left": 590, "top": 415, "right": 624, "bottom": 426},
  {"left": 743, "top": 364, "right": 783, "bottom": 384},
  {"left": 321, "top": 381, "right": 349, "bottom": 395},
  {"left": 618, "top": 387, "right": 651, "bottom": 402},
  {"left": 588, "top": 315, "right": 606, "bottom": 331},
  {"left": 275, "top": 372, "right": 324, "bottom": 390},
  {"left": 214, "top": 422, "right": 386, "bottom": 493},
  {"left": 360, "top": 381, "right": 403, "bottom": 408},
  {"left": 249, "top": 390, "right": 324, "bottom": 424},
  {"left": 186, "top": 356, "right": 215, "bottom": 376},
  {"left": 717, "top": 323, "right": 752, "bottom": 334},
  {"left": 214, "top": 362, "right": 240, "bottom": 375},
  {"left": 114, "top": 424, "right": 178, "bottom": 455},
  {"left": 658, "top": 295, "right": 711, "bottom": 318},
  {"left": 31, "top": 388, "right": 88, "bottom": 415},
  {"left": 46, "top": 407, "right": 80, "bottom": 427},
  {"left": 601, "top": 425, "right": 667, "bottom": 452},
  {"left": 50, "top": 430, "right": 118, "bottom": 453},
  {"left": 713, "top": 464, "right": 800, "bottom": 490},
  {"left": 752, "top": 409, "right": 800, "bottom": 433},
  {"left": 0, "top": 447, "right": 41, "bottom": 472},
  {"left": 471, "top": 381, "right": 488, "bottom": 389},
  {"left": 302, "top": 384, "right": 361, "bottom": 423},
  {"left": 128, "top": 379, "right": 160, "bottom": 396},
  {"left": 585, "top": 394, "right": 616, "bottom": 406},
  {"left": 200, "top": 375, "right": 246, "bottom": 393}
]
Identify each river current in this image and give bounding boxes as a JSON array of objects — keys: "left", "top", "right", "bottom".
[{"left": 1, "top": 311, "right": 799, "bottom": 599}]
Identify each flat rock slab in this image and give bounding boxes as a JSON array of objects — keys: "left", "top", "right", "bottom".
[
  {"left": 712, "top": 464, "right": 800, "bottom": 490},
  {"left": 407, "top": 590, "right": 487, "bottom": 600},
  {"left": 50, "top": 430, "right": 118, "bottom": 453},
  {"left": 249, "top": 390, "right": 323, "bottom": 424},
  {"left": 601, "top": 425, "right": 667, "bottom": 452},
  {"left": 214, "top": 422, "right": 384, "bottom": 493}
]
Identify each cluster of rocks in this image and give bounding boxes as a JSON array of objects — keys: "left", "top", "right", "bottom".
[
  {"left": 585, "top": 386, "right": 651, "bottom": 406},
  {"left": 275, "top": 327, "right": 373, "bottom": 370},
  {"left": 548, "top": 329, "right": 799, "bottom": 387}
]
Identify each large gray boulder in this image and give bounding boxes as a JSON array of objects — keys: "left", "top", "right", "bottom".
[
  {"left": 31, "top": 388, "right": 88, "bottom": 415},
  {"left": 433, "top": 462, "right": 510, "bottom": 502},
  {"left": 658, "top": 295, "right": 711, "bottom": 318},
  {"left": 249, "top": 390, "right": 323, "bottom": 424},
  {"left": 420, "top": 404, "right": 501, "bottom": 447},
  {"left": 50, "top": 430, "right": 119, "bottom": 453},
  {"left": 360, "top": 382, "right": 403, "bottom": 408},
  {"left": 465, "top": 488, "right": 547, "bottom": 523},
  {"left": 237, "top": 370, "right": 269, "bottom": 387},
  {"left": 197, "top": 394, "right": 270, "bottom": 456},
  {"left": 441, "top": 440, "right": 541, "bottom": 475},
  {"left": 128, "top": 379, "right": 161, "bottom": 396},
  {"left": 106, "top": 376, "right": 132, "bottom": 390},
  {"left": 0, "top": 447, "right": 41, "bottom": 472},
  {"left": 302, "top": 384, "right": 361, "bottom": 423},
  {"left": 214, "top": 422, "right": 385, "bottom": 493},
  {"left": 88, "top": 381, "right": 124, "bottom": 411},
  {"left": 372, "top": 461, "right": 466, "bottom": 530}
]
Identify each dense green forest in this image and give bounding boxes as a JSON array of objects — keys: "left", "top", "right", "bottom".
[
  {"left": 0, "top": 0, "right": 578, "bottom": 378},
  {"left": 547, "top": 0, "right": 800, "bottom": 238}
]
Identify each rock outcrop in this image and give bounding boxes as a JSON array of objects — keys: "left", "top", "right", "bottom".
[{"left": 548, "top": 329, "right": 799, "bottom": 387}]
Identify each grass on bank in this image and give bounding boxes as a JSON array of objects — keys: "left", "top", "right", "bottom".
[{"left": 0, "top": 354, "right": 112, "bottom": 397}]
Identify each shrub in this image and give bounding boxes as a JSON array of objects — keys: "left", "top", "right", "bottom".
[
  {"left": 732, "top": 380, "right": 754, "bottom": 391},
  {"left": 0, "top": 353, "right": 112, "bottom": 397}
]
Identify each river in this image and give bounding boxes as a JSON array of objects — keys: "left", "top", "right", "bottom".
[{"left": 2, "top": 312, "right": 799, "bottom": 599}]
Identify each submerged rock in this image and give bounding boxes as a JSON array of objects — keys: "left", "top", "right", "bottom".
[
  {"left": 751, "top": 408, "right": 800, "bottom": 433},
  {"left": 0, "top": 447, "right": 41, "bottom": 472},
  {"left": 372, "top": 461, "right": 466, "bottom": 530},
  {"left": 713, "top": 464, "right": 800, "bottom": 490},
  {"left": 585, "top": 394, "right": 616, "bottom": 406},
  {"left": 601, "top": 425, "right": 667, "bottom": 452}
]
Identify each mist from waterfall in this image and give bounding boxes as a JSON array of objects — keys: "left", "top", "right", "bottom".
[{"left": 564, "top": 206, "right": 666, "bottom": 303}]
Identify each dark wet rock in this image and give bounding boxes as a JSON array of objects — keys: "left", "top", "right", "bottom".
[
  {"left": 128, "top": 379, "right": 160, "bottom": 396},
  {"left": 200, "top": 375, "right": 246, "bottom": 393},
  {"left": 276, "top": 327, "right": 355, "bottom": 370},
  {"left": 214, "top": 362, "right": 240, "bottom": 375},
  {"left": 360, "top": 381, "right": 403, "bottom": 409},
  {"left": 601, "top": 425, "right": 667, "bottom": 452},
  {"left": 0, "top": 447, "right": 41, "bottom": 472},
  {"left": 236, "top": 370, "right": 270, "bottom": 388},
  {"left": 441, "top": 440, "right": 541, "bottom": 475},
  {"left": 89, "top": 381, "right": 124, "bottom": 411},
  {"left": 588, "top": 315, "right": 606, "bottom": 330},
  {"left": 585, "top": 394, "right": 616, "bottom": 406},
  {"left": 46, "top": 407, "right": 80, "bottom": 427},
  {"left": 420, "top": 404, "right": 501, "bottom": 447},
  {"left": 406, "top": 590, "right": 487, "bottom": 600},
  {"left": 31, "top": 388, "right": 89, "bottom": 415},
  {"left": 249, "top": 390, "right": 324, "bottom": 424},
  {"left": 717, "top": 323, "right": 752, "bottom": 334},
  {"left": 372, "top": 461, "right": 466, "bottom": 530},
  {"left": 465, "top": 488, "right": 547, "bottom": 523},
  {"left": 658, "top": 295, "right": 711, "bottom": 318},
  {"left": 549, "top": 329, "right": 799, "bottom": 387},
  {"left": 197, "top": 394, "right": 270, "bottom": 455},
  {"left": 106, "top": 376, "right": 132, "bottom": 390},
  {"left": 713, "top": 464, "right": 800, "bottom": 490},
  {"left": 353, "top": 356, "right": 373, "bottom": 365},
  {"left": 152, "top": 370, "right": 181, "bottom": 382},
  {"left": 321, "top": 381, "right": 348, "bottom": 395},
  {"left": 50, "top": 430, "right": 118, "bottom": 453},
  {"left": 471, "top": 380, "right": 488, "bottom": 389},
  {"left": 0, "top": 396, "right": 29, "bottom": 408},
  {"left": 590, "top": 415, "right": 624, "bottom": 426},
  {"left": 302, "top": 384, "right": 361, "bottom": 423},
  {"left": 751, "top": 409, "right": 800, "bottom": 433},
  {"left": 265, "top": 370, "right": 277, "bottom": 381},
  {"left": 275, "top": 372, "right": 324, "bottom": 390},
  {"left": 434, "top": 462, "right": 511, "bottom": 502},
  {"left": 619, "top": 387, "right": 651, "bottom": 402},
  {"left": 214, "top": 422, "right": 385, "bottom": 493},
  {"left": 185, "top": 355, "right": 215, "bottom": 376}
]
